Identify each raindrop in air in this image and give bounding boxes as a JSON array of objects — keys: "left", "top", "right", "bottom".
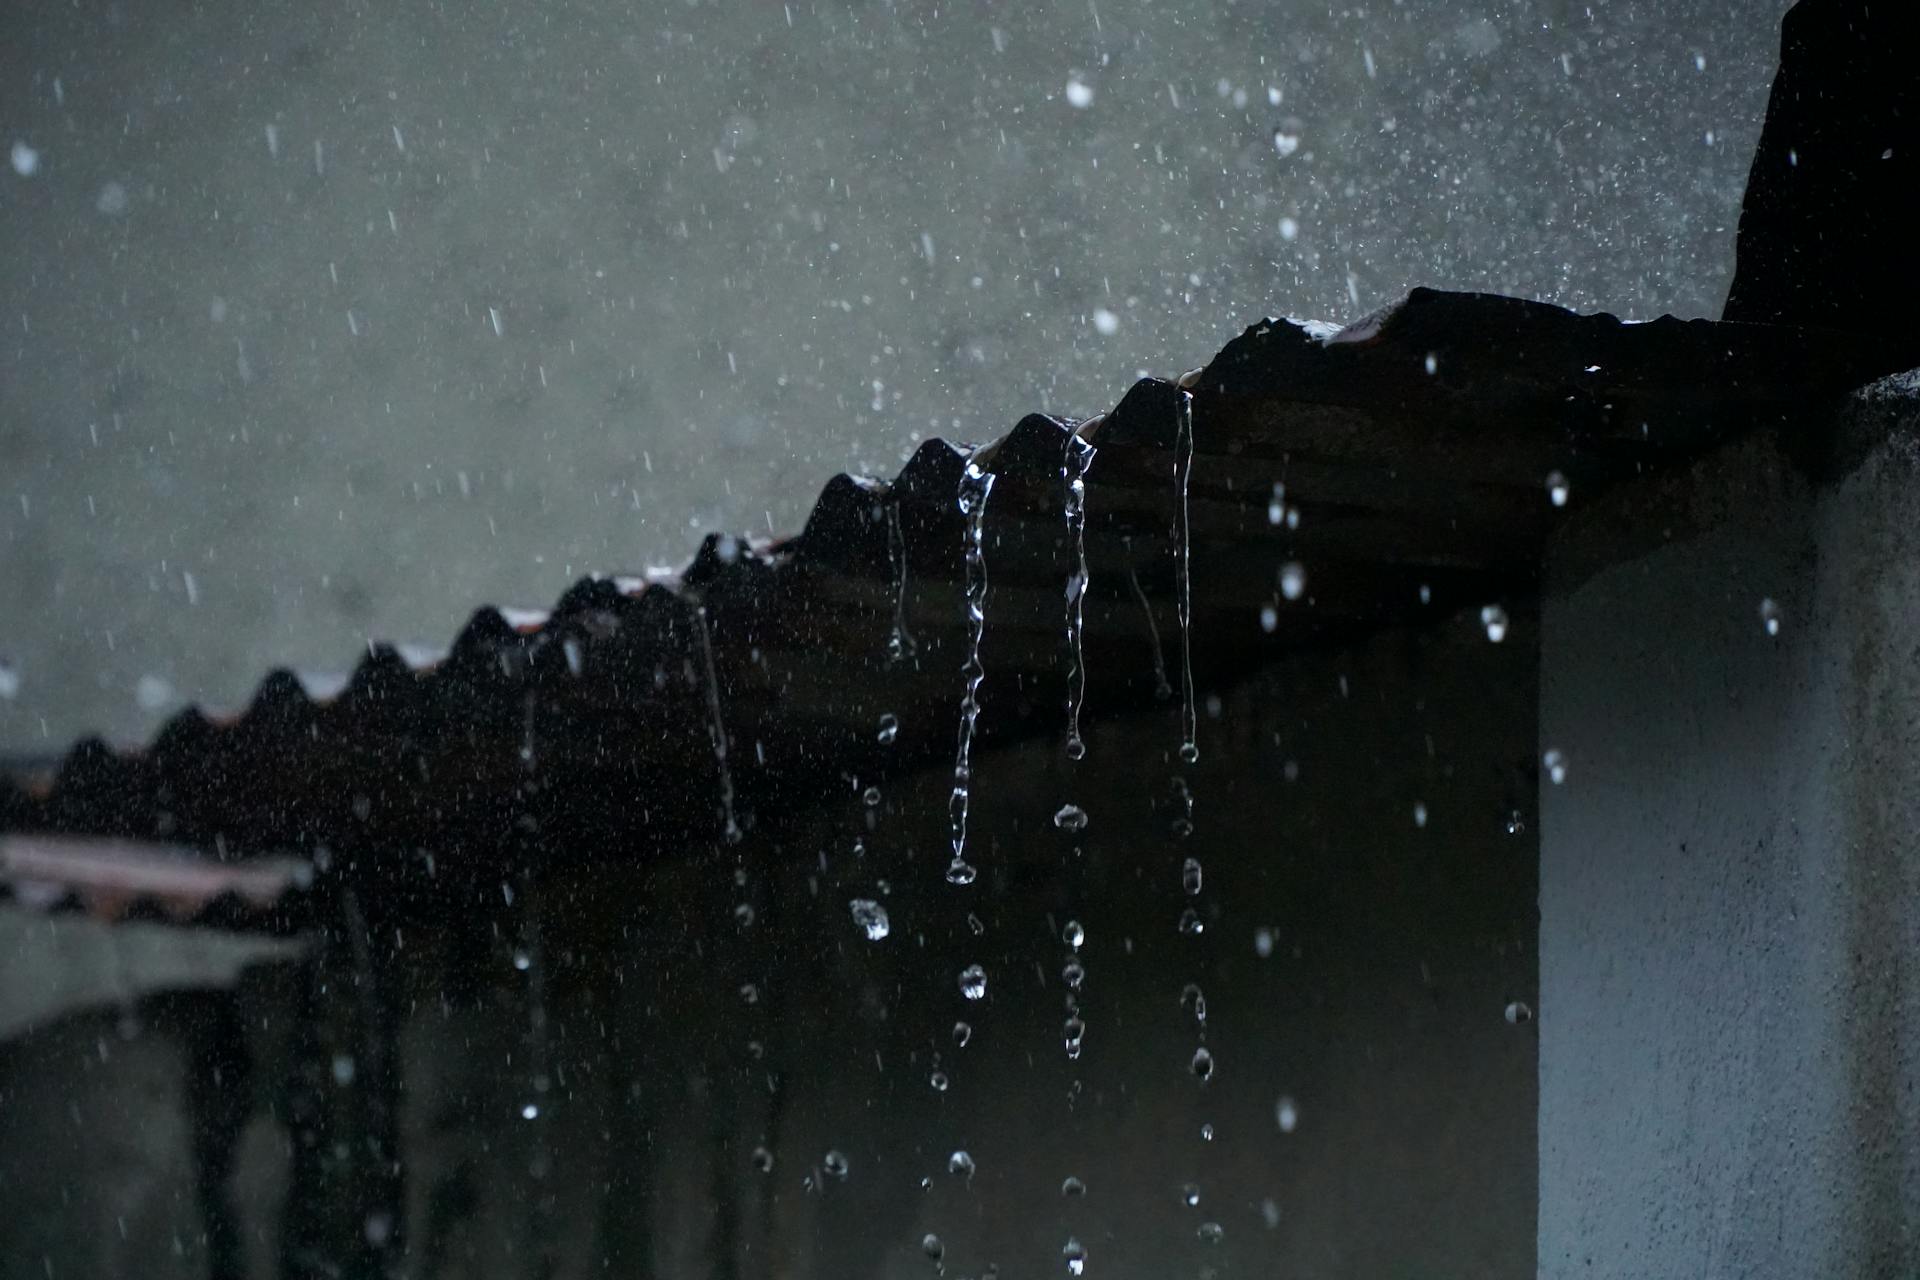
[
  {"left": 1276, "top": 1095, "right": 1300, "bottom": 1133},
  {"left": 1177, "top": 908, "right": 1204, "bottom": 936},
  {"left": 751, "top": 1146, "right": 775, "bottom": 1173},
  {"left": 959, "top": 964, "right": 988, "bottom": 1000},
  {"left": 948, "top": 1149, "right": 976, "bottom": 1178},
  {"left": 952, "top": 1020, "right": 973, "bottom": 1048},
  {"left": 521, "top": 1103, "right": 540, "bottom": 1120},
  {"left": 1062, "top": 959, "right": 1086, "bottom": 989},
  {"left": 922, "top": 1234, "right": 945, "bottom": 1263},
  {"left": 930, "top": 1071, "right": 949, "bottom": 1092},
  {"left": 1279, "top": 561, "right": 1307, "bottom": 601},
  {"left": 1267, "top": 482, "right": 1286, "bottom": 525},
  {"left": 1505, "top": 1000, "right": 1534, "bottom": 1025},
  {"left": 823, "top": 1149, "right": 851, "bottom": 1179},
  {"left": 1063, "top": 919, "right": 1084, "bottom": 949},
  {"left": 332, "top": 1054, "right": 356, "bottom": 1086},
  {"left": 1061, "top": 1175, "right": 1086, "bottom": 1196},
  {"left": 1182, "top": 1183, "right": 1201, "bottom": 1207},
  {"left": 1065, "top": 77, "right": 1095, "bottom": 108},
  {"left": 1414, "top": 801, "right": 1429, "bottom": 828},
  {"left": 1543, "top": 748, "right": 1568, "bottom": 785},
  {"left": 1063, "top": 1016, "right": 1086, "bottom": 1059},
  {"left": 1759, "top": 597, "right": 1782, "bottom": 636},
  {"left": 1181, "top": 857, "right": 1203, "bottom": 895},
  {"left": 1480, "top": 605, "right": 1509, "bottom": 643},
  {"left": 1506, "top": 810, "right": 1527, "bottom": 836},
  {"left": 863, "top": 785, "right": 882, "bottom": 807},
  {"left": 1546, "top": 471, "right": 1570, "bottom": 507},
  {"left": 850, "top": 898, "right": 891, "bottom": 941},
  {"left": 877, "top": 713, "right": 900, "bottom": 744},
  {"left": 1260, "top": 603, "right": 1279, "bottom": 633},
  {"left": 1063, "top": 1237, "right": 1088, "bottom": 1275},
  {"left": 1053, "top": 804, "right": 1089, "bottom": 832},
  {"left": 1180, "top": 983, "right": 1207, "bottom": 1025},
  {"left": 1273, "top": 128, "right": 1301, "bottom": 157},
  {"left": 1253, "top": 926, "right": 1275, "bottom": 959},
  {"left": 10, "top": 141, "right": 39, "bottom": 177},
  {"left": 1190, "top": 1047, "right": 1215, "bottom": 1081},
  {"left": 945, "top": 858, "right": 977, "bottom": 886}
]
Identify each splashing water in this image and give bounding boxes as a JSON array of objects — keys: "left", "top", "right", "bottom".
[
  {"left": 693, "top": 606, "right": 742, "bottom": 844},
  {"left": 947, "top": 460, "right": 996, "bottom": 885},
  {"left": 1062, "top": 430, "right": 1097, "bottom": 760},
  {"left": 886, "top": 497, "right": 918, "bottom": 661},
  {"left": 1173, "top": 391, "right": 1198, "bottom": 763}
]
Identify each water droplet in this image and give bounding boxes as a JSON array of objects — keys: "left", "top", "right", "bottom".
[
  {"left": 751, "top": 1145, "right": 775, "bottom": 1173},
  {"left": 1197, "top": 1222, "right": 1225, "bottom": 1245},
  {"left": 948, "top": 1149, "right": 976, "bottom": 1178},
  {"left": 1260, "top": 603, "right": 1279, "bottom": 633},
  {"left": 1173, "top": 393, "right": 1199, "bottom": 764},
  {"left": 739, "top": 982, "right": 760, "bottom": 1005},
  {"left": 949, "top": 462, "right": 996, "bottom": 874},
  {"left": 1062, "top": 959, "right": 1086, "bottom": 989},
  {"left": 952, "top": 1020, "right": 973, "bottom": 1047},
  {"left": 1063, "top": 1016, "right": 1086, "bottom": 1058},
  {"left": 930, "top": 1070, "right": 949, "bottom": 1092},
  {"left": 946, "top": 858, "right": 977, "bottom": 886},
  {"left": 850, "top": 898, "right": 891, "bottom": 941},
  {"left": 331, "top": 1054, "right": 356, "bottom": 1086},
  {"left": 1061, "top": 1175, "right": 1086, "bottom": 1196},
  {"left": 364, "top": 1211, "right": 394, "bottom": 1247},
  {"left": 1267, "top": 481, "right": 1287, "bottom": 526},
  {"left": 1190, "top": 1046, "right": 1214, "bottom": 1081},
  {"left": 1253, "top": 926, "right": 1275, "bottom": 958},
  {"left": 1546, "top": 471, "right": 1570, "bottom": 507},
  {"left": 1505, "top": 1000, "right": 1534, "bottom": 1025},
  {"left": 10, "top": 140, "right": 40, "bottom": 177},
  {"left": 1275, "top": 1095, "right": 1300, "bottom": 1133},
  {"left": 1063, "top": 1237, "right": 1088, "bottom": 1275},
  {"left": 863, "top": 785, "right": 883, "bottom": 807},
  {"left": 967, "top": 911, "right": 986, "bottom": 935},
  {"left": 1090, "top": 306, "right": 1119, "bottom": 335},
  {"left": 1053, "top": 803, "right": 1089, "bottom": 832},
  {"left": 1279, "top": 561, "right": 1307, "bottom": 601},
  {"left": 513, "top": 950, "right": 531, "bottom": 971},
  {"left": 1480, "top": 605, "right": 1509, "bottom": 643},
  {"left": 1180, "top": 983, "right": 1207, "bottom": 1025},
  {"left": 1424, "top": 352, "right": 1439, "bottom": 376},
  {"left": 877, "top": 713, "right": 900, "bottom": 744},
  {"left": 1759, "top": 597, "right": 1782, "bottom": 636},
  {"left": 521, "top": 1102, "right": 540, "bottom": 1120},
  {"left": 1200, "top": 1122, "right": 1215, "bottom": 1141},
  {"left": 1506, "top": 809, "right": 1527, "bottom": 836},
  {"left": 823, "top": 1150, "right": 850, "bottom": 1179},
  {"left": 1180, "top": 741, "right": 1200, "bottom": 764},
  {"left": 1177, "top": 908, "right": 1204, "bottom": 936},
  {"left": 1543, "top": 748, "right": 1568, "bottom": 785},
  {"left": 1065, "top": 77, "right": 1094, "bottom": 108},
  {"left": 922, "top": 1234, "right": 945, "bottom": 1263},
  {"left": 1413, "top": 801, "right": 1429, "bottom": 828},
  {"left": 1273, "top": 128, "right": 1301, "bottom": 157},
  {"left": 1181, "top": 857, "right": 1204, "bottom": 895},
  {"left": 1262, "top": 1197, "right": 1282, "bottom": 1228},
  {"left": 1063, "top": 919, "right": 1085, "bottom": 950},
  {"left": 959, "top": 964, "right": 988, "bottom": 1000}
]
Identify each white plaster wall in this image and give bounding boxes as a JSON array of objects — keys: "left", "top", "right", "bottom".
[{"left": 1540, "top": 390, "right": 1920, "bottom": 1277}]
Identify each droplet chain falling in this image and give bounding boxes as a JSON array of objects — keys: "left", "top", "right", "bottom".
[
  {"left": 1062, "top": 430, "right": 1096, "bottom": 761},
  {"left": 1174, "top": 390, "right": 1198, "bottom": 763},
  {"left": 693, "top": 605, "right": 742, "bottom": 844},
  {"left": 947, "top": 460, "right": 995, "bottom": 884}
]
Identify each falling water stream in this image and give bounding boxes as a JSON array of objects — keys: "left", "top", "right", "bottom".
[
  {"left": 1173, "top": 391, "right": 1198, "bottom": 764},
  {"left": 885, "top": 497, "right": 917, "bottom": 662},
  {"left": 1062, "top": 431, "right": 1096, "bottom": 762},
  {"left": 946, "top": 460, "right": 996, "bottom": 886},
  {"left": 693, "top": 605, "right": 743, "bottom": 844}
]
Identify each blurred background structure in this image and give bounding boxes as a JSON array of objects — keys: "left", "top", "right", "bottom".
[{"left": 0, "top": 0, "right": 1783, "bottom": 751}]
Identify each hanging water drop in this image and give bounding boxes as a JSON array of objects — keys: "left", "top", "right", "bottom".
[
  {"left": 958, "top": 964, "right": 988, "bottom": 1000},
  {"left": 1181, "top": 857, "right": 1203, "bottom": 895},
  {"left": 1173, "top": 391, "right": 1199, "bottom": 763},
  {"left": 948, "top": 462, "right": 996, "bottom": 877},
  {"left": 1053, "top": 803, "right": 1089, "bottom": 832},
  {"left": 1062, "top": 432, "right": 1097, "bottom": 761},
  {"left": 849, "top": 898, "right": 891, "bottom": 941}
]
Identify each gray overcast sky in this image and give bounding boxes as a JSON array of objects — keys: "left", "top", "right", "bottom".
[{"left": 1, "top": 0, "right": 1787, "bottom": 750}]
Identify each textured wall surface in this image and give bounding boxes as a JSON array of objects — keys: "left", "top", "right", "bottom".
[
  {"left": 1540, "top": 379, "right": 1920, "bottom": 1277},
  {"left": 0, "top": 0, "right": 1780, "bottom": 752},
  {"left": 0, "top": 611, "right": 1538, "bottom": 1277}
]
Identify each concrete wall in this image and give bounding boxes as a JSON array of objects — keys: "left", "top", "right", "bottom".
[{"left": 1539, "top": 379, "right": 1920, "bottom": 1276}]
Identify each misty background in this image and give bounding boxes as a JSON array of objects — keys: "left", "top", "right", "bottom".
[{"left": 1, "top": 0, "right": 1782, "bottom": 752}]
